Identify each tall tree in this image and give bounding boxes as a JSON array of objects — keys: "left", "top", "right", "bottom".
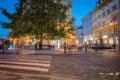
[
  {"left": 1, "top": 0, "right": 73, "bottom": 43},
  {"left": 1, "top": 0, "right": 30, "bottom": 37}
]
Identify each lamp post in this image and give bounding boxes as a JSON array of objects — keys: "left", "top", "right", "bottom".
[
  {"left": 72, "top": 36, "right": 74, "bottom": 50},
  {"left": 110, "top": 21, "right": 116, "bottom": 49},
  {"left": 118, "top": 10, "right": 120, "bottom": 51},
  {"left": 85, "top": 42, "right": 87, "bottom": 52},
  {"left": 95, "top": 40, "right": 98, "bottom": 52},
  {"left": 64, "top": 42, "right": 66, "bottom": 53}
]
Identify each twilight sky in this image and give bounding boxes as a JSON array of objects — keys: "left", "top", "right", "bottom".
[
  {"left": 0, "top": 0, "right": 97, "bottom": 38},
  {"left": 72, "top": 0, "right": 97, "bottom": 27}
]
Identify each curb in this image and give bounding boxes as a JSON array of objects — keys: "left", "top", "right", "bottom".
[{"left": 0, "top": 50, "right": 119, "bottom": 56}]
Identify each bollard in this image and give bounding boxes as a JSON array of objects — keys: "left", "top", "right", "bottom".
[
  {"left": 2, "top": 44, "right": 5, "bottom": 53},
  {"left": 64, "top": 42, "right": 66, "bottom": 53},
  {"left": 85, "top": 42, "right": 87, "bottom": 53},
  {"left": 95, "top": 41, "right": 98, "bottom": 52}
]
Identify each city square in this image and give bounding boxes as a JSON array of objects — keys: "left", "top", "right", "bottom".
[{"left": 0, "top": 0, "right": 120, "bottom": 80}]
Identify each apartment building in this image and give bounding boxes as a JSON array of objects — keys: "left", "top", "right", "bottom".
[
  {"left": 92, "top": 0, "right": 120, "bottom": 47},
  {"left": 82, "top": 13, "right": 93, "bottom": 45},
  {"left": 74, "top": 26, "right": 83, "bottom": 46}
]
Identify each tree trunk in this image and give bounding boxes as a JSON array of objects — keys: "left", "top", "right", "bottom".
[{"left": 39, "top": 34, "right": 43, "bottom": 50}]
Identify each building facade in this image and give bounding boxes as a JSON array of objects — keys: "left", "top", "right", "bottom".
[
  {"left": 61, "top": 0, "right": 72, "bottom": 22},
  {"left": 92, "top": 0, "right": 120, "bottom": 47},
  {"left": 82, "top": 13, "right": 93, "bottom": 45},
  {"left": 74, "top": 26, "right": 83, "bottom": 46}
]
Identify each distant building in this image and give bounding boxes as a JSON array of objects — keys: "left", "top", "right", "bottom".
[
  {"left": 92, "top": 0, "right": 120, "bottom": 47},
  {"left": 82, "top": 12, "right": 92, "bottom": 45},
  {"left": 61, "top": 0, "right": 72, "bottom": 22},
  {"left": 74, "top": 26, "right": 83, "bottom": 46}
]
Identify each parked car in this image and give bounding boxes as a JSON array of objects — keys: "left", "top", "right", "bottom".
[
  {"left": 34, "top": 42, "right": 54, "bottom": 50},
  {"left": 42, "top": 44, "right": 51, "bottom": 50},
  {"left": 91, "top": 44, "right": 112, "bottom": 49},
  {"left": 7, "top": 42, "right": 14, "bottom": 50}
]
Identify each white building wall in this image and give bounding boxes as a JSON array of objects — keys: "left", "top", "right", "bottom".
[
  {"left": 74, "top": 26, "right": 83, "bottom": 45},
  {"left": 82, "top": 13, "right": 92, "bottom": 44},
  {"left": 92, "top": 0, "right": 120, "bottom": 45},
  {"left": 61, "top": 0, "right": 72, "bottom": 22}
]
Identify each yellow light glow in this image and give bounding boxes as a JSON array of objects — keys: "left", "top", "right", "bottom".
[
  {"left": 76, "top": 40, "right": 79, "bottom": 43},
  {"left": 25, "top": 36, "right": 30, "bottom": 40},
  {"left": 72, "top": 36, "right": 74, "bottom": 39},
  {"left": 13, "top": 38, "right": 18, "bottom": 43},
  {"left": 110, "top": 22, "right": 113, "bottom": 26}
]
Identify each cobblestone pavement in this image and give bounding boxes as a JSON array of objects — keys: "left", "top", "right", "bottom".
[
  {"left": 50, "top": 52, "right": 120, "bottom": 80},
  {"left": 0, "top": 51, "right": 120, "bottom": 80}
]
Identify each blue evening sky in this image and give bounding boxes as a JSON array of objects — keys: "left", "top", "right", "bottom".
[
  {"left": 72, "top": 0, "right": 97, "bottom": 27},
  {"left": 0, "top": 0, "right": 97, "bottom": 38}
]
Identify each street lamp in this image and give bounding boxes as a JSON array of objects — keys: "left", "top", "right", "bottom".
[
  {"left": 118, "top": 10, "right": 120, "bottom": 51},
  {"left": 64, "top": 41, "right": 66, "bottom": 53},
  {"left": 110, "top": 21, "right": 116, "bottom": 49},
  {"left": 72, "top": 36, "right": 74, "bottom": 45},
  {"left": 76, "top": 40, "right": 79, "bottom": 45}
]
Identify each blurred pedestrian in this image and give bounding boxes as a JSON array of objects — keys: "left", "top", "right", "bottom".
[
  {"left": 95, "top": 41, "right": 98, "bottom": 52},
  {"left": 85, "top": 42, "right": 87, "bottom": 52},
  {"left": 35, "top": 42, "right": 39, "bottom": 50},
  {"left": 88, "top": 43, "right": 92, "bottom": 52}
]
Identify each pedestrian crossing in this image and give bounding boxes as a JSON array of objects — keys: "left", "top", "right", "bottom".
[{"left": 0, "top": 55, "right": 52, "bottom": 73}]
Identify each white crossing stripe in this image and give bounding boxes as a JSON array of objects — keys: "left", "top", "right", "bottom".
[
  {"left": 0, "top": 61, "right": 50, "bottom": 67},
  {"left": 24, "top": 55, "right": 52, "bottom": 60},
  {"left": 0, "top": 56, "right": 52, "bottom": 72},
  {"left": 0, "top": 55, "right": 52, "bottom": 60},
  {"left": 0, "top": 64, "right": 49, "bottom": 72},
  {"left": 0, "top": 59, "right": 51, "bottom": 63}
]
